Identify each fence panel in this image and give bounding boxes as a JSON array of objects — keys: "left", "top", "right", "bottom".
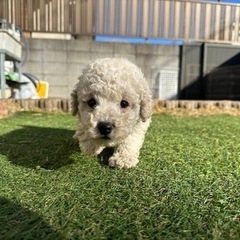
[
  {"left": 0, "top": 0, "right": 93, "bottom": 35},
  {"left": 1, "top": 0, "right": 240, "bottom": 43},
  {"left": 95, "top": 0, "right": 240, "bottom": 43}
]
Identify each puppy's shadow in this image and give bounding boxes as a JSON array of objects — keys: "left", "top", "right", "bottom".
[
  {"left": 0, "top": 197, "right": 62, "bottom": 239},
  {"left": 98, "top": 147, "right": 114, "bottom": 166},
  {"left": 0, "top": 125, "right": 79, "bottom": 170}
]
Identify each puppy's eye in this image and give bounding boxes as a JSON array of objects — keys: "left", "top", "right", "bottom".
[
  {"left": 87, "top": 98, "right": 97, "bottom": 108},
  {"left": 120, "top": 100, "right": 129, "bottom": 108}
]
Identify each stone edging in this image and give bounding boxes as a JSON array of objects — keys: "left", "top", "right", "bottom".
[
  {"left": 0, "top": 98, "right": 71, "bottom": 118},
  {"left": 1, "top": 99, "right": 240, "bottom": 118},
  {"left": 152, "top": 99, "right": 240, "bottom": 112}
]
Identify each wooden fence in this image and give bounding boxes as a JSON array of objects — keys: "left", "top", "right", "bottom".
[{"left": 1, "top": 0, "right": 240, "bottom": 43}]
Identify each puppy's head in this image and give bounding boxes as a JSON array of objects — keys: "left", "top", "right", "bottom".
[{"left": 71, "top": 58, "right": 152, "bottom": 145}]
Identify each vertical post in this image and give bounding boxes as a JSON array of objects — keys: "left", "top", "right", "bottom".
[
  {"left": 179, "top": 45, "right": 186, "bottom": 99},
  {"left": 0, "top": 52, "right": 6, "bottom": 99},
  {"left": 202, "top": 42, "right": 207, "bottom": 78},
  {"left": 201, "top": 42, "right": 207, "bottom": 99}
]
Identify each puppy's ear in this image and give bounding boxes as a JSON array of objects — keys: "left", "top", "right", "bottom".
[
  {"left": 140, "top": 91, "right": 152, "bottom": 122},
  {"left": 71, "top": 88, "right": 79, "bottom": 116}
]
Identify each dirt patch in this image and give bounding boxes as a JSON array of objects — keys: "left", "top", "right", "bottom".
[
  {"left": 0, "top": 100, "right": 20, "bottom": 119},
  {"left": 0, "top": 101, "right": 9, "bottom": 118}
]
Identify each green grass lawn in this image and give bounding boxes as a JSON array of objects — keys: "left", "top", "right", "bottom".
[{"left": 0, "top": 112, "right": 240, "bottom": 240}]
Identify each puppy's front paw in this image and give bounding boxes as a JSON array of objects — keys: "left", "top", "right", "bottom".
[{"left": 108, "top": 155, "right": 139, "bottom": 169}]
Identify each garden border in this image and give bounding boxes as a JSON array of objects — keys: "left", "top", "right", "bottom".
[{"left": 1, "top": 98, "right": 240, "bottom": 117}]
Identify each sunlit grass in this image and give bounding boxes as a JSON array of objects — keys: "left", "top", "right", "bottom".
[{"left": 0, "top": 112, "right": 240, "bottom": 239}]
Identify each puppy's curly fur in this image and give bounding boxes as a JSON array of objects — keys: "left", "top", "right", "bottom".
[{"left": 71, "top": 58, "right": 152, "bottom": 169}]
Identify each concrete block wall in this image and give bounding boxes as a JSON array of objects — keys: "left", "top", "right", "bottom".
[{"left": 22, "top": 38, "right": 180, "bottom": 98}]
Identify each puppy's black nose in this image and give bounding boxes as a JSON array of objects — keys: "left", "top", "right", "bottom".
[{"left": 97, "top": 122, "right": 113, "bottom": 136}]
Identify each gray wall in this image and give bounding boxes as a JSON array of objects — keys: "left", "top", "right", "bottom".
[{"left": 22, "top": 38, "right": 180, "bottom": 99}]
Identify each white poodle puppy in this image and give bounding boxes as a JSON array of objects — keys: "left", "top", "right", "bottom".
[{"left": 71, "top": 58, "right": 152, "bottom": 169}]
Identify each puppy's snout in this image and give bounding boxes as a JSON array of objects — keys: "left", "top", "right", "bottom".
[{"left": 97, "top": 122, "right": 113, "bottom": 136}]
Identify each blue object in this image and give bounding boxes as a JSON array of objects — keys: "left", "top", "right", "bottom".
[{"left": 95, "top": 35, "right": 184, "bottom": 45}]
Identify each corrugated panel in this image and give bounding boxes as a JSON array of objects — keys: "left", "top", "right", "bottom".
[
  {"left": 73, "top": 0, "right": 93, "bottom": 35},
  {"left": 1, "top": 0, "right": 240, "bottom": 43},
  {"left": 0, "top": 0, "right": 93, "bottom": 35},
  {"left": 94, "top": 0, "right": 240, "bottom": 43}
]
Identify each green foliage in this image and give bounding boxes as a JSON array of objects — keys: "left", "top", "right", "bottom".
[{"left": 0, "top": 112, "right": 240, "bottom": 239}]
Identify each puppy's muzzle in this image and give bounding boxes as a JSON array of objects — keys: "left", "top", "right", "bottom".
[{"left": 97, "top": 122, "right": 113, "bottom": 138}]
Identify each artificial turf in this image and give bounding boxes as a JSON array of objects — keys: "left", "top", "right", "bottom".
[{"left": 0, "top": 112, "right": 240, "bottom": 239}]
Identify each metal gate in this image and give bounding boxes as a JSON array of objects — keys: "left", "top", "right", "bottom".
[
  {"left": 180, "top": 43, "right": 203, "bottom": 99},
  {"left": 180, "top": 43, "right": 240, "bottom": 100}
]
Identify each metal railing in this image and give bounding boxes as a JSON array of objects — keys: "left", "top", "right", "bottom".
[{"left": 1, "top": 0, "right": 240, "bottom": 43}]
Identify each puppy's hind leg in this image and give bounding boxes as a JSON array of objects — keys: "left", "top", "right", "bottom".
[{"left": 108, "top": 119, "right": 151, "bottom": 169}]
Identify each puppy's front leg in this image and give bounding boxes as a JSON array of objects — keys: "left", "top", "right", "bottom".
[
  {"left": 79, "top": 140, "right": 104, "bottom": 156},
  {"left": 74, "top": 128, "right": 104, "bottom": 156},
  {"left": 108, "top": 119, "right": 151, "bottom": 169}
]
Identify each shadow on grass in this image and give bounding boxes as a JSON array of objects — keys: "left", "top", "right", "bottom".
[
  {"left": 98, "top": 147, "right": 114, "bottom": 167},
  {"left": 0, "top": 125, "right": 79, "bottom": 169},
  {"left": 0, "top": 197, "right": 62, "bottom": 239}
]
